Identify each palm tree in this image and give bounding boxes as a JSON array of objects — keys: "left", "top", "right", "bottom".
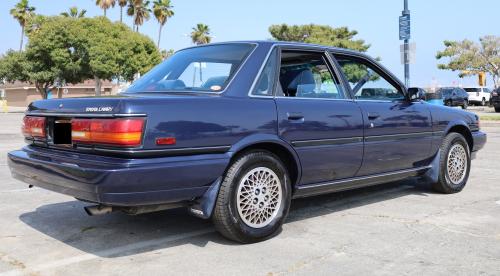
[
  {"left": 95, "top": 0, "right": 115, "bottom": 17},
  {"left": 61, "top": 7, "right": 87, "bottom": 18},
  {"left": 190, "top": 23, "right": 212, "bottom": 45},
  {"left": 118, "top": 0, "right": 127, "bottom": 23},
  {"left": 153, "top": 0, "right": 174, "bottom": 48},
  {"left": 127, "top": 0, "right": 151, "bottom": 32},
  {"left": 10, "top": 0, "right": 36, "bottom": 51}
]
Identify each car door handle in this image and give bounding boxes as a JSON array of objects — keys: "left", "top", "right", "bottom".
[
  {"left": 367, "top": 112, "right": 380, "bottom": 120},
  {"left": 287, "top": 112, "right": 304, "bottom": 121}
]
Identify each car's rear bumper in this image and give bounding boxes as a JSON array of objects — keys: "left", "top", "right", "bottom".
[{"left": 8, "top": 146, "right": 230, "bottom": 206}]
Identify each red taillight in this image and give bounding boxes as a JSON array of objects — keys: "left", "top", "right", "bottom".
[
  {"left": 22, "top": 116, "right": 46, "bottom": 138},
  {"left": 493, "top": 92, "right": 498, "bottom": 97},
  {"left": 72, "top": 118, "right": 145, "bottom": 147}
]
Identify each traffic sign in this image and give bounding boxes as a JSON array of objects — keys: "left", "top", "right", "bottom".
[{"left": 399, "top": 14, "right": 411, "bottom": 40}]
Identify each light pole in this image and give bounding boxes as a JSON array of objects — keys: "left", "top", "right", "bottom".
[{"left": 402, "top": 0, "right": 410, "bottom": 87}]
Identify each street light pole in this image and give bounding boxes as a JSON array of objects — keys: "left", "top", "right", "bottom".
[{"left": 403, "top": 0, "right": 410, "bottom": 87}]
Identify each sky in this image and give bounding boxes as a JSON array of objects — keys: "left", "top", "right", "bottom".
[{"left": 1, "top": 0, "right": 499, "bottom": 88}]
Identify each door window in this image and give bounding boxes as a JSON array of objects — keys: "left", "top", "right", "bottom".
[
  {"left": 334, "top": 55, "right": 405, "bottom": 101},
  {"left": 277, "top": 51, "right": 346, "bottom": 99}
]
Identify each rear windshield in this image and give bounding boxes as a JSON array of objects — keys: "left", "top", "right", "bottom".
[
  {"left": 126, "top": 44, "right": 255, "bottom": 93},
  {"left": 464, "top": 88, "right": 480, "bottom": 92}
]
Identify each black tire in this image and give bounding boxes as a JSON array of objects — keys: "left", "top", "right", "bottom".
[
  {"left": 432, "top": 133, "right": 471, "bottom": 194},
  {"left": 481, "top": 98, "right": 486, "bottom": 106},
  {"left": 212, "top": 150, "right": 292, "bottom": 243},
  {"left": 462, "top": 100, "right": 468, "bottom": 109},
  {"left": 495, "top": 107, "right": 500, "bottom": 113}
]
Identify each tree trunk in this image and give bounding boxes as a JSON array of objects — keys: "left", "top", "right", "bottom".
[
  {"left": 157, "top": 24, "right": 163, "bottom": 49},
  {"left": 120, "top": 7, "right": 123, "bottom": 23},
  {"left": 19, "top": 25, "right": 24, "bottom": 51},
  {"left": 35, "top": 82, "right": 48, "bottom": 99},
  {"left": 104, "top": 9, "right": 107, "bottom": 17},
  {"left": 94, "top": 76, "right": 102, "bottom": 97}
]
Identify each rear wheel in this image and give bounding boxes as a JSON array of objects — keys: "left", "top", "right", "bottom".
[
  {"left": 481, "top": 98, "right": 486, "bottom": 106},
  {"left": 495, "top": 107, "right": 500, "bottom": 113},
  {"left": 212, "top": 150, "right": 291, "bottom": 243},
  {"left": 432, "top": 133, "right": 471, "bottom": 193}
]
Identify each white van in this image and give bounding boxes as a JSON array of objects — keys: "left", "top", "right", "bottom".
[{"left": 463, "top": 87, "right": 492, "bottom": 106}]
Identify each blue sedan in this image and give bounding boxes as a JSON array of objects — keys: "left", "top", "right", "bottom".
[{"left": 8, "top": 41, "right": 487, "bottom": 243}]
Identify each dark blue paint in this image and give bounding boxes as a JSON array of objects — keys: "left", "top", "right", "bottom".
[{"left": 8, "top": 41, "right": 487, "bottom": 210}]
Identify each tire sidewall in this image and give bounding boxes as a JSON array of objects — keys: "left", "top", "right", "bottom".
[
  {"left": 441, "top": 134, "right": 471, "bottom": 191},
  {"left": 226, "top": 152, "right": 291, "bottom": 241}
]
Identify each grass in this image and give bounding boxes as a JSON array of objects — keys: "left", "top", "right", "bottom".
[{"left": 479, "top": 115, "right": 500, "bottom": 121}]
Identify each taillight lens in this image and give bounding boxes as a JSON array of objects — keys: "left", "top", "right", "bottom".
[
  {"left": 493, "top": 92, "right": 498, "bottom": 97},
  {"left": 22, "top": 116, "right": 46, "bottom": 138},
  {"left": 72, "top": 118, "right": 145, "bottom": 147}
]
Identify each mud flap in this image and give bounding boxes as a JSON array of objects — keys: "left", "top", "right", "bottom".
[
  {"left": 188, "top": 177, "right": 222, "bottom": 219},
  {"left": 421, "top": 150, "right": 440, "bottom": 184}
]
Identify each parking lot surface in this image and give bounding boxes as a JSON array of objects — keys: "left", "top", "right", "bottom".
[{"left": 0, "top": 113, "right": 499, "bottom": 276}]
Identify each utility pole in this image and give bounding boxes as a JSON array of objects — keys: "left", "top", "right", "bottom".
[{"left": 401, "top": 0, "right": 410, "bottom": 87}]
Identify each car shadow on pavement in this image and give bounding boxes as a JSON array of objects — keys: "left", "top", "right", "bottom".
[{"left": 19, "top": 178, "right": 434, "bottom": 258}]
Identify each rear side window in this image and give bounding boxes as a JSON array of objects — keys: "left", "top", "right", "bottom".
[
  {"left": 464, "top": 88, "right": 480, "bottom": 92},
  {"left": 278, "top": 51, "right": 346, "bottom": 99},
  {"left": 483, "top": 88, "right": 491, "bottom": 93},
  {"left": 126, "top": 44, "right": 255, "bottom": 93},
  {"left": 251, "top": 48, "right": 278, "bottom": 96},
  {"left": 334, "top": 55, "right": 405, "bottom": 101}
]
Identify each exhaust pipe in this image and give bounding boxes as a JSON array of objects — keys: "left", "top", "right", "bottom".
[{"left": 84, "top": 205, "right": 114, "bottom": 216}]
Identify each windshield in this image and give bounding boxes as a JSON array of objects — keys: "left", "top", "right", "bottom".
[
  {"left": 464, "top": 88, "right": 480, "bottom": 92},
  {"left": 126, "top": 44, "right": 255, "bottom": 93}
]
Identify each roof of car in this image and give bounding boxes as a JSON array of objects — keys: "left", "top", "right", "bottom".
[{"left": 181, "top": 40, "right": 365, "bottom": 56}]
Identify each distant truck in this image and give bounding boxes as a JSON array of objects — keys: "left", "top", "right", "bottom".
[{"left": 463, "top": 87, "right": 492, "bottom": 106}]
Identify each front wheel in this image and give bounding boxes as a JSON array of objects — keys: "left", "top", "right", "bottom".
[
  {"left": 495, "top": 107, "right": 500, "bottom": 113},
  {"left": 432, "top": 133, "right": 471, "bottom": 194},
  {"left": 212, "top": 150, "right": 291, "bottom": 243},
  {"left": 481, "top": 98, "right": 486, "bottom": 106}
]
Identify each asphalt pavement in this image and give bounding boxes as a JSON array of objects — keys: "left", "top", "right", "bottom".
[{"left": 0, "top": 113, "right": 499, "bottom": 276}]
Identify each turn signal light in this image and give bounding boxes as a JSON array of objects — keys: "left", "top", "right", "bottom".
[
  {"left": 72, "top": 118, "right": 145, "bottom": 147},
  {"left": 22, "top": 116, "right": 46, "bottom": 138}
]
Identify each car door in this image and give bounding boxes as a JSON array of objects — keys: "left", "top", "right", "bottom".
[
  {"left": 333, "top": 53, "right": 433, "bottom": 176},
  {"left": 274, "top": 48, "right": 364, "bottom": 185}
]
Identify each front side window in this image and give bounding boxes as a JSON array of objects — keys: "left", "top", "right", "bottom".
[
  {"left": 335, "top": 55, "right": 405, "bottom": 101},
  {"left": 464, "top": 88, "right": 480, "bottom": 93},
  {"left": 126, "top": 44, "right": 255, "bottom": 93},
  {"left": 277, "top": 51, "right": 346, "bottom": 99}
]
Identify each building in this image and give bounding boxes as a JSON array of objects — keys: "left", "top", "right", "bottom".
[{"left": 0, "top": 80, "right": 119, "bottom": 107}]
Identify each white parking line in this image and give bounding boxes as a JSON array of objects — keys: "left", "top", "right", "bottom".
[
  {"left": 0, "top": 188, "right": 37, "bottom": 193},
  {"left": 0, "top": 228, "right": 215, "bottom": 276}
]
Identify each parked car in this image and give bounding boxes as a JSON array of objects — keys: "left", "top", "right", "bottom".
[
  {"left": 464, "top": 86, "right": 492, "bottom": 106},
  {"left": 492, "top": 87, "right": 500, "bottom": 112},
  {"left": 427, "top": 87, "right": 469, "bottom": 109},
  {"left": 8, "top": 41, "right": 487, "bottom": 243}
]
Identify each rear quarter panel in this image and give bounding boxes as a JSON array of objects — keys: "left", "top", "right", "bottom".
[{"left": 120, "top": 95, "right": 278, "bottom": 150}]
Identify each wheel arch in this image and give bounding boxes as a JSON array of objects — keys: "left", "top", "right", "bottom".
[
  {"left": 228, "top": 134, "right": 302, "bottom": 189},
  {"left": 446, "top": 123, "right": 473, "bottom": 151}
]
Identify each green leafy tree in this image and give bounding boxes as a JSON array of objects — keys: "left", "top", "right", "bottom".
[
  {"left": 127, "top": 0, "right": 151, "bottom": 32},
  {"left": 153, "top": 0, "right": 174, "bottom": 48},
  {"left": 10, "top": 0, "right": 36, "bottom": 51},
  {"left": 269, "top": 24, "right": 373, "bottom": 83},
  {"left": 61, "top": 7, "right": 87, "bottom": 18},
  {"left": 161, "top": 49, "right": 175, "bottom": 60},
  {"left": 437, "top": 36, "right": 500, "bottom": 88},
  {"left": 269, "top": 24, "right": 370, "bottom": 52},
  {"left": 95, "top": 0, "right": 116, "bottom": 17},
  {"left": 191, "top": 23, "right": 212, "bottom": 45},
  {"left": 0, "top": 16, "right": 161, "bottom": 99}
]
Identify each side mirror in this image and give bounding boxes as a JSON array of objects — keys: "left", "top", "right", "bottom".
[{"left": 408, "top": 87, "right": 426, "bottom": 101}]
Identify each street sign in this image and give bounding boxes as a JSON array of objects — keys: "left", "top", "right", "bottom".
[
  {"left": 400, "top": 43, "right": 416, "bottom": 64},
  {"left": 399, "top": 14, "right": 411, "bottom": 40}
]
